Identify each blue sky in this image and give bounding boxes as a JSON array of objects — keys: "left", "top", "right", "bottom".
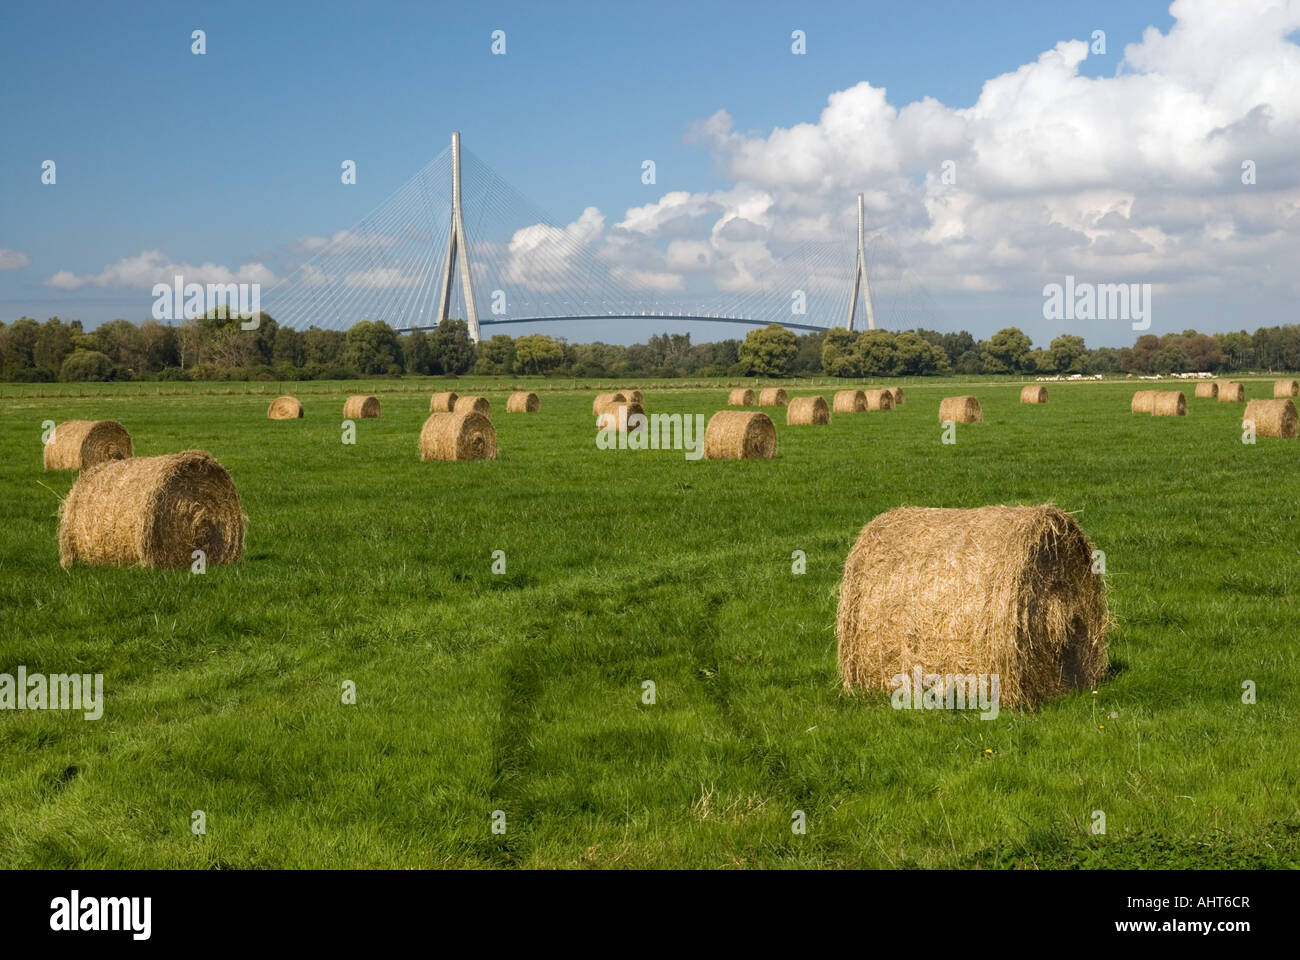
[{"left": 9, "top": 0, "right": 1295, "bottom": 347}]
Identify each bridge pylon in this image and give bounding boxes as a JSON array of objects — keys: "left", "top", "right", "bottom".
[
  {"left": 845, "top": 192, "right": 876, "bottom": 332},
  {"left": 435, "top": 131, "right": 481, "bottom": 342}
]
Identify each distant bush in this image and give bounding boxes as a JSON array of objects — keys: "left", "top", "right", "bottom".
[{"left": 59, "top": 350, "right": 114, "bottom": 382}]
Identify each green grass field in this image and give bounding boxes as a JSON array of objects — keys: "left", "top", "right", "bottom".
[{"left": 2, "top": 377, "right": 1298, "bottom": 868}]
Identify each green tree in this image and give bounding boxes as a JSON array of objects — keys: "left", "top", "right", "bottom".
[
  {"left": 428, "top": 319, "right": 475, "bottom": 374},
  {"left": 821, "top": 327, "right": 857, "bottom": 376},
  {"left": 1, "top": 317, "right": 40, "bottom": 377},
  {"left": 475, "top": 334, "right": 515, "bottom": 375},
  {"left": 979, "top": 327, "right": 1033, "bottom": 373},
  {"left": 34, "top": 317, "right": 79, "bottom": 377},
  {"left": 60, "top": 349, "right": 115, "bottom": 381},
  {"left": 1048, "top": 334, "right": 1088, "bottom": 374},
  {"left": 513, "top": 334, "right": 563, "bottom": 374},
  {"left": 739, "top": 324, "right": 798, "bottom": 376},
  {"left": 343, "top": 321, "right": 403, "bottom": 374},
  {"left": 401, "top": 330, "right": 433, "bottom": 375},
  {"left": 894, "top": 331, "right": 949, "bottom": 375},
  {"left": 853, "top": 330, "right": 900, "bottom": 376}
]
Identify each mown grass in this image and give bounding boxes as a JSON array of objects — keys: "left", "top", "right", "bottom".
[{"left": 1, "top": 377, "right": 1297, "bottom": 868}]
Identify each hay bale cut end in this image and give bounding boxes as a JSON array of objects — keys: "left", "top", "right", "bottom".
[
  {"left": 58, "top": 450, "right": 244, "bottom": 569},
  {"left": 1244, "top": 398, "right": 1298, "bottom": 439},
  {"left": 430, "top": 391, "right": 458, "bottom": 413},
  {"left": 787, "top": 396, "right": 830, "bottom": 425},
  {"left": 43, "top": 420, "right": 133, "bottom": 472},
  {"left": 506, "top": 391, "right": 540, "bottom": 413},
  {"left": 268, "top": 396, "right": 303, "bottom": 419},
  {"left": 728, "top": 388, "right": 756, "bottom": 406},
  {"left": 864, "top": 389, "right": 894, "bottom": 411},
  {"left": 704, "top": 411, "right": 776, "bottom": 460},
  {"left": 889, "top": 386, "right": 905, "bottom": 405},
  {"left": 1021, "top": 385, "right": 1048, "bottom": 404},
  {"left": 1273, "top": 379, "right": 1299, "bottom": 398},
  {"left": 1151, "top": 391, "right": 1186, "bottom": 416},
  {"left": 939, "top": 396, "right": 981, "bottom": 422},
  {"left": 1131, "top": 390, "right": 1159, "bottom": 413},
  {"left": 454, "top": 395, "right": 491, "bottom": 416},
  {"left": 419, "top": 411, "right": 498, "bottom": 461},
  {"left": 758, "top": 388, "right": 788, "bottom": 407},
  {"left": 592, "top": 392, "right": 627, "bottom": 415},
  {"left": 343, "top": 395, "right": 381, "bottom": 419},
  {"left": 1194, "top": 382, "right": 1219, "bottom": 399},
  {"left": 837, "top": 504, "right": 1108, "bottom": 710},
  {"left": 833, "top": 390, "right": 866, "bottom": 413},
  {"left": 1217, "top": 382, "right": 1246, "bottom": 402}
]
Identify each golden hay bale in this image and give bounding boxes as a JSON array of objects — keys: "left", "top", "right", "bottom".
[
  {"left": 889, "top": 386, "right": 905, "bottom": 405},
  {"left": 1194, "top": 382, "right": 1219, "bottom": 399},
  {"left": 704, "top": 411, "right": 776, "bottom": 460},
  {"left": 621, "top": 389, "right": 643, "bottom": 404},
  {"left": 1130, "top": 390, "right": 1159, "bottom": 413},
  {"left": 1217, "top": 382, "right": 1245, "bottom": 402},
  {"left": 593, "top": 392, "right": 627, "bottom": 415},
  {"left": 58, "top": 450, "right": 244, "bottom": 569},
  {"left": 939, "top": 396, "right": 981, "bottom": 422},
  {"left": 1274, "top": 379, "right": 1299, "bottom": 398},
  {"left": 837, "top": 504, "right": 1108, "bottom": 710},
  {"left": 1244, "top": 398, "right": 1298, "bottom": 439},
  {"left": 1151, "top": 391, "right": 1186, "bottom": 417},
  {"left": 833, "top": 390, "right": 866, "bottom": 413},
  {"left": 506, "top": 391, "right": 540, "bottom": 413},
  {"left": 728, "top": 388, "right": 756, "bottom": 406},
  {"left": 419, "top": 411, "right": 498, "bottom": 461},
  {"left": 758, "top": 388, "right": 788, "bottom": 407},
  {"left": 1020, "top": 385, "right": 1048, "bottom": 404},
  {"left": 595, "top": 401, "right": 646, "bottom": 431},
  {"left": 267, "top": 396, "right": 303, "bottom": 419},
  {"left": 343, "top": 395, "right": 381, "bottom": 419},
  {"left": 43, "top": 420, "right": 133, "bottom": 472},
  {"left": 430, "top": 391, "right": 458, "bottom": 413},
  {"left": 454, "top": 395, "right": 491, "bottom": 416},
  {"left": 864, "top": 389, "right": 894, "bottom": 411},
  {"left": 787, "top": 396, "right": 830, "bottom": 425}
]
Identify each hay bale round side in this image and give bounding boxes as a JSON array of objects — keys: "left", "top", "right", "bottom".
[
  {"left": 621, "top": 389, "right": 643, "bottom": 404},
  {"left": 343, "top": 395, "right": 381, "bottom": 419},
  {"left": 758, "top": 388, "right": 787, "bottom": 407},
  {"left": 833, "top": 390, "right": 866, "bottom": 413},
  {"left": 419, "top": 411, "right": 498, "bottom": 461},
  {"left": 58, "top": 450, "right": 245, "bottom": 569},
  {"left": 592, "top": 392, "right": 627, "bottom": 415},
  {"left": 1131, "top": 390, "right": 1159, "bottom": 413},
  {"left": 595, "top": 401, "right": 646, "bottom": 431},
  {"left": 1273, "top": 379, "right": 1299, "bottom": 398},
  {"left": 939, "top": 396, "right": 981, "bottom": 422},
  {"left": 1244, "top": 398, "right": 1298, "bottom": 439},
  {"left": 506, "top": 392, "right": 540, "bottom": 413},
  {"left": 728, "top": 388, "right": 756, "bottom": 406},
  {"left": 864, "top": 389, "right": 894, "bottom": 411},
  {"left": 704, "top": 411, "right": 776, "bottom": 459},
  {"left": 1217, "top": 382, "right": 1245, "bottom": 402},
  {"left": 430, "top": 391, "right": 458, "bottom": 413},
  {"left": 889, "top": 386, "right": 905, "bottom": 405},
  {"left": 43, "top": 420, "right": 133, "bottom": 472},
  {"left": 454, "top": 395, "right": 491, "bottom": 416},
  {"left": 1194, "top": 382, "right": 1219, "bottom": 399},
  {"left": 267, "top": 396, "right": 303, "bottom": 419},
  {"left": 787, "top": 396, "right": 830, "bottom": 425},
  {"left": 837, "top": 504, "right": 1108, "bottom": 710},
  {"left": 1020, "top": 385, "right": 1048, "bottom": 404},
  {"left": 1151, "top": 391, "right": 1187, "bottom": 416}
]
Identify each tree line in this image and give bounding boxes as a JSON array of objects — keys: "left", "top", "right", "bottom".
[{"left": 1, "top": 311, "right": 1297, "bottom": 382}]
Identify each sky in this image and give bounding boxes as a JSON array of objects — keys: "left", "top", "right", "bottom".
[{"left": 2, "top": 0, "right": 1297, "bottom": 347}]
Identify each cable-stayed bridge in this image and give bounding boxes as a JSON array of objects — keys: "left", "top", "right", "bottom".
[{"left": 263, "top": 132, "right": 937, "bottom": 342}]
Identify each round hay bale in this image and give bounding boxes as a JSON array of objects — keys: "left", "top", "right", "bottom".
[
  {"left": 864, "top": 389, "right": 894, "bottom": 411},
  {"left": 1130, "top": 390, "right": 1159, "bottom": 413},
  {"left": 430, "top": 391, "right": 458, "bottom": 413},
  {"left": 419, "top": 411, "right": 498, "bottom": 461},
  {"left": 704, "top": 411, "right": 776, "bottom": 460},
  {"left": 267, "top": 396, "right": 303, "bottom": 419},
  {"left": 889, "top": 386, "right": 905, "bottom": 405},
  {"left": 833, "top": 390, "right": 866, "bottom": 413},
  {"left": 1194, "top": 382, "right": 1219, "bottom": 399},
  {"left": 1244, "top": 398, "right": 1298, "bottom": 439},
  {"left": 837, "top": 504, "right": 1108, "bottom": 710},
  {"left": 506, "top": 391, "right": 540, "bottom": 413},
  {"left": 43, "top": 420, "right": 133, "bottom": 472},
  {"left": 1273, "top": 379, "right": 1299, "bottom": 398},
  {"left": 1020, "top": 385, "right": 1048, "bottom": 404},
  {"left": 787, "top": 396, "right": 830, "bottom": 425},
  {"left": 595, "top": 401, "right": 646, "bottom": 431},
  {"left": 758, "top": 388, "right": 787, "bottom": 407},
  {"left": 621, "top": 389, "right": 643, "bottom": 404},
  {"left": 58, "top": 450, "right": 245, "bottom": 569},
  {"left": 939, "top": 396, "right": 981, "bottom": 422},
  {"left": 593, "top": 392, "right": 627, "bottom": 415},
  {"left": 1151, "top": 390, "right": 1187, "bottom": 416},
  {"left": 1217, "top": 382, "right": 1246, "bottom": 402},
  {"left": 728, "top": 388, "right": 756, "bottom": 406},
  {"left": 454, "top": 395, "right": 491, "bottom": 416},
  {"left": 343, "top": 395, "right": 381, "bottom": 419}
]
